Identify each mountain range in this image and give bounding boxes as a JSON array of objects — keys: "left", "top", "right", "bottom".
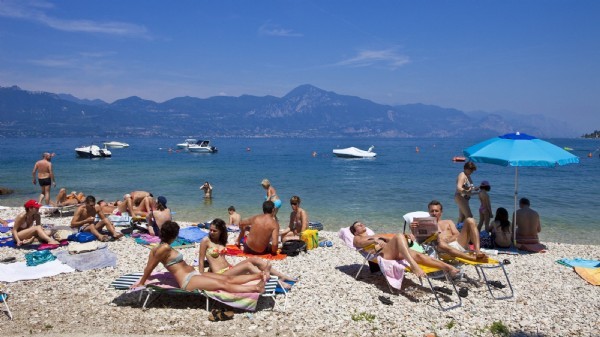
[{"left": 0, "top": 84, "right": 576, "bottom": 138}]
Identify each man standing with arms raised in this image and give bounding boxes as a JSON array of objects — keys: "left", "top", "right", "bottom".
[{"left": 32, "top": 152, "right": 56, "bottom": 205}]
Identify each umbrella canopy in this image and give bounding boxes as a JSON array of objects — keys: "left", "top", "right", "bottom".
[{"left": 463, "top": 132, "right": 579, "bottom": 245}]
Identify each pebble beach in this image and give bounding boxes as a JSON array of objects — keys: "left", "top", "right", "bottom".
[{"left": 0, "top": 207, "right": 599, "bottom": 337}]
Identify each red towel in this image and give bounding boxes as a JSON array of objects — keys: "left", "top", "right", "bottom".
[{"left": 225, "top": 244, "right": 287, "bottom": 260}]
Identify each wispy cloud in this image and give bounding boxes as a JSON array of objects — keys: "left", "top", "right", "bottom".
[
  {"left": 258, "top": 22, "right": 303, "bottom": 37},
  {"left": 0, "top": 0, "right": 150, "bottom": 38},
  {"left": 336, "top": 49, "right": 410, "bottom": 70}
]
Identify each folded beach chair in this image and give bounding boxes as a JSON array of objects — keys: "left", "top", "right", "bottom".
[
  {"left": 0, "top": 286, "right": 12, "bottom": 320},
  {"left": 339, "top": 227, "right": 461, "bottom": 311},
  {"left": 110, "top": 272, "right": 288, "bottom": 311},
  {"left": 402, "top": 211, "right": 514, "bottom": 300}
]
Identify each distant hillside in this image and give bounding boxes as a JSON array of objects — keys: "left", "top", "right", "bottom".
[{"left": 0, "top": 84, "right": 576, "bottom": 138}]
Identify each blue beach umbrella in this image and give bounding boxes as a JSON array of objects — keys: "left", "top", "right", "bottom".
[{"left": 463, "top": 132, "right": 580, "bottom": 244}]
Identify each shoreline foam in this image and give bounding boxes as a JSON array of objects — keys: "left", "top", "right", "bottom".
[{"left": 0, "top": 207, "right": 598, "bottom": 336}]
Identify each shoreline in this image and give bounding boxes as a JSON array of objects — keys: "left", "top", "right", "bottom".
[{"left": 0, "top": 207, "right": 599, "bottom": 336}]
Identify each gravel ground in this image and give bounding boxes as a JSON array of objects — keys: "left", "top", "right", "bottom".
[{"left": 0, "top": 207, "right": 598, "bottom": 337}]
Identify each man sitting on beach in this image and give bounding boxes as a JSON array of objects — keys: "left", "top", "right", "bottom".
[
  {"left": 515, "top": 197, "right": 542, "bottom": 245},
  {"left": 236, "top": 201, "right": 279, "bottom": 255},
  {"left": 413, "top": 200, "right": 487, "bottom": 262},
  {"left": 71, "top": 195, "right": 123, "bottom": 242}
]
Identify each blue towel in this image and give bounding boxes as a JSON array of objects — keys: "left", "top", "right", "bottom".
[
  {"left": 177, "top": 227, "right": 208, "bottom": 243},
  {"left": 556, "top": 258, "right": 600, "bottom": 269}
]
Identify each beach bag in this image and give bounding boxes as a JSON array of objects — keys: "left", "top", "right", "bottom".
[
  {"left": 479, "top": 230, "right": 494, "bottom": 249},
  {"left": 281, "top": 240, "right": 306, "bottom": 257},
  {"left": 67, "top": 232, "right": 96, "bottom": 243},
  {"left": 301, "top": 229, "right": 319, "bottom": 250}
]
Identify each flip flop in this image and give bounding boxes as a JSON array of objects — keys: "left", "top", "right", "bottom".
[
  {"left": 502, "top": 259, "right": 511, "bottom": 265},
  {"left": 433, "top": 286, "right": 452, "bottom": 295},
  {"left": 326, "top": 241, "right": 333, "bottom": 247},
  {"left": 208, "top": 309, "right": 222, "bottom": 322},
  {"left": 0, "top": 257, "right": 16, "bottom": 263},
  {"left": 488, "top": 280, "right": 506, "bottom": 289},
  {"left": 458, "top": 287, "right": 468, "bottom": 298},
  {"left": 319, "top": 241, "right": 327, "bottom": 247},
  {"left": 378, "top": 295, "right": 393, "bottom": 305}
]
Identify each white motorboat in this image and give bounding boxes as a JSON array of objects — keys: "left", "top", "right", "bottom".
[
  {"left": 103, "top": 141, "right": 129, "bottom": 148},
  {"left": 188, "top": 140, "right": 218, "bottom": 153},
  {"left": 332, "top": 146, "right": 376, "bottom": 158},
  {"left": 176, "top": 138, "right": 198, "bottom": 149},
  {"left": 75, "top": 145, "right": 112, "bottom": 158}
]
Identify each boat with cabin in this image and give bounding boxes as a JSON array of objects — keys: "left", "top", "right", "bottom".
[
  {"left": 103, "top": 141, "right": 129, "bottom": 148},
  {"left": 176, "top": 138, "right": 198, "bottom": 149},
  {"left": 75, "top": 145, "right": 112, "bottom": 158},
  {"left": 188, "top": 140, "right": 218, "bottom": 153},
  {"left": 332, "top": 146, "right": 376, "bottom": 158}
]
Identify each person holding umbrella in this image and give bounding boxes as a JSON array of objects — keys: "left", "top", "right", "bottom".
[{"left": 454, "top": 162, "right": 479, "bottom": 223}]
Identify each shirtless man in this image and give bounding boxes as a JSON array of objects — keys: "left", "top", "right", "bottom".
[
  {"left": 147, "top": 196, "right": 171, "bottom": 236},
  {"left": 236, "top": 201, "right": 279, "bottom": 255},
  {"left": 514, "top": 198, "right": 541, "bottom": 245},
  {"left": 281, "top": 196, "right": 308, "bottom": 242},
  {"left": 228, "top": 206, "right": 241, "bottom": 230},
  {"left": 32, "top": 152, "right": 56, "bottom": 205},
  {"left": 12, "top": 200, "right": 60, "bottom": 246},
  {"left": 71, "top": 195, "right": 123, "bottom": 242},
  {"left": 414, "top": 200, "right": 487, "bottom": 262},
  {"left": 129, "top": 191, "right": 152, "bottom": 207},
  {"left": 200, "top": 182, "right": 213, "bottom": 199}
]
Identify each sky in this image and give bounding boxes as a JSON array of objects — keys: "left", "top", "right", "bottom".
[{"left": 0, "top": 0, "right": 599, "bottom": 133}]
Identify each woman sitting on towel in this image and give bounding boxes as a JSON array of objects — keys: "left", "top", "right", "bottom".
[
  {"left": 132, "top": 220, "right": 268, "bottom": 293},
  {"left": 350, "top": 221, "right": 461, "bottom": 279},
  {"left": 12, "top": 200, "right": 60, "bottom": 246},
  {"left": 198, "top": 218, "right": 296, "bottom": 288}
]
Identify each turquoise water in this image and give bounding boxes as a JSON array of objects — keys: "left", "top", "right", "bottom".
[{"left": 1, "top": 137, "right": 598, "bottom": 245}]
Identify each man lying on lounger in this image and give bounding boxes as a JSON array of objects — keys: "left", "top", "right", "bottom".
[
  {"left": 413, "top": 200, "right": 487, "bottom": 262},
  {"left": 71, "top": 195, "right": 123, "bottom": 242},
  {"left": 236, "top": 201, "right": 279, "bottom": 255},
  {"left": 350, "top": 221, "right": 460, "bottom": 278},
  {"left": 53, "top": 188, "right": 85, "bottom": 206}
]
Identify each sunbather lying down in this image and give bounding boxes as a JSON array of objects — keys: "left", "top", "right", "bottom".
[
  {"left": 132, "top": 220, "right": 270, "bottom": 293},
  {"left": 350, "top": 221, "right": 461, "bottom": 279}
]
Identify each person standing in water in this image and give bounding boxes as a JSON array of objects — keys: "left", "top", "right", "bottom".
[{"left": 32, "top": 152, "right": 56, "bottom": 205}]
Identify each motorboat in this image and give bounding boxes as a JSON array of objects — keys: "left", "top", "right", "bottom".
[
  {"left": 176, "top": 138, "right": 198, "bottom": 149},
  {"left": 75, "top": 145, "right": 112, "bottom": 158},
  {"left": 332, "top": 146, "right": 376, "bottom": 158},
  {"left": 188, "top": 140, "right": 218, "bottom": 153},
  {"left": 103, "top": 141, "right": 129, "bottom": 148}
]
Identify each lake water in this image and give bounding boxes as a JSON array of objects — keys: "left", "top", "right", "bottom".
[{"left": 0, "top": 137, "right": 598, "bottom": 245}]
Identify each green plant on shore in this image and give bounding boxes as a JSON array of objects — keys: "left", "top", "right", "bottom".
[
  {"left": 446, "top": 319, "right": 456, "bottom": 329},
  {"left": 489, "top": 321, "right": 510, "bottom": 336},
  {"left": 351, "top": 311, "right": 376, "bottom": 323}
]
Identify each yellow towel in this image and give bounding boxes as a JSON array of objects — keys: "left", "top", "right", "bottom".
[{"left": 574, "top": 267, "right": 600, "bottom": 286}]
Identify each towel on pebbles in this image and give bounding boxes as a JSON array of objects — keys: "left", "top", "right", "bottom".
[{"left": 55, "top": 246, "right": 116, "bottom": 271}]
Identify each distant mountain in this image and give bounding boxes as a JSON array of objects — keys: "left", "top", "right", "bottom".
[{"left": 0, "top": 84, "right": 576, "bottom": 138}]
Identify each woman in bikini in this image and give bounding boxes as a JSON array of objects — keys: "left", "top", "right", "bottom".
[
  {"left": 12, "top": 200, "right": 60, "bottom": 246},
  {"left": 198, "top": 218, "right": 296, "bottom": 287},
  {"left": 454, "top": 162, "right": 478, "bottom": 223},
  {"left": 132, "top": 220, "right": 268, "bottom": 293},
  {"left": 261, "top": 179, "right": 282, "bottom": 220}
]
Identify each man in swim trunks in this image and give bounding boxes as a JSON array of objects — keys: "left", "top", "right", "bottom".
[
  {"left": 32, "top": 152, "right": 56, "bottom": 205},
  {"left": 514, "top": 197, "right": 542, "bottom": 245},
  {"left": 71, "top": 195, "right": 123, "bottom": 242},
  {"left": 412, "top": 200, "right": 487, "bottom": 262},
  {"left": 228, "top": 205, "right": 241, "bottom": 230},
  {"left": 236, "top": 201, "right": 279, "bottom": 255}
]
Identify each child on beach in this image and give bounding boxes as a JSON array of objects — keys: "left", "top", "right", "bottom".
[
  {"left": 490, "top": 207, "right": 512, "bottom": 248},
  {"left": 478, "top": 180, "right": 492, "bottom": 232}
]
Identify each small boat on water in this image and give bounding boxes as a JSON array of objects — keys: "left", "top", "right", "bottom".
[
  {"left": 333, "top": 146, "right": 376, "bottom": 158},
  {"left": 176, "top": 138, "right": 198, "bottom": 149},
  {"left": 188, "top": 140, "right": 218, "bottom": 153},
  {"left": 103, "top": 141, "right": 129, "bottom": 148},
  {"left": 452, "top": 156, "right": 466, "bottom": 162},
  {"left": 75, "top": 145, "right": 112, "bottom": 158}
]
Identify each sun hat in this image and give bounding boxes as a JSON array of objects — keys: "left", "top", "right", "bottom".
[
  {"left": 157, "top": 196, "right": 167, "bottom": 207},
  {"left": 24, "top": 200, "right": 42, "bottom": 209},
  {"left": 480, "top": 180, "right": 491, "bottom": 187}
]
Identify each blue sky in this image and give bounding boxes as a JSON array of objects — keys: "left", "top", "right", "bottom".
[{"left": 0, "top": 0, "right": 598, "bottom": 133}]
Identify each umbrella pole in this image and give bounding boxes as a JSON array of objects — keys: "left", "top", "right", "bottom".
[{"left": 513, "top": 167, "right": 518, "bottom": 246}]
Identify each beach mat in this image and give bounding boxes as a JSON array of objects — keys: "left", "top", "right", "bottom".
[
  {"left": 225, "top": 244, "right": 287, "bottom": 260},
  {"left": 574, "top": 267, "right": 600, "bottom": 286},
  {"left": 556, "top": 258, "right": 600, "bottom": 269},
  {"left": 54, "top": 246, "right": 117, "bottom": 271},
  {"left": 0, "top": 260, "right": 75, "bottom": 282}
]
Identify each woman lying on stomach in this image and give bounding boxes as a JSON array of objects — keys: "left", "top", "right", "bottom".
[
  {"left": 198, "top": 218, "right": 296, "bottom": 288},
  {"left": 132, "top": 220, "right": 267, "bottom": 293}
]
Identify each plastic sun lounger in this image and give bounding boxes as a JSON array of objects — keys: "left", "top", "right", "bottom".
[
  {"left": 354, "top": 243, "right": 462, "bottom": 311},
  {"left": 40, "top": 204, "right": 80, "bottom": 217},
  {"left": 109, "top": 272, "right": 288, "bottom": 312}
]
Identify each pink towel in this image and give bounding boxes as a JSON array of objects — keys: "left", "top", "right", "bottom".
[{"left": 377, "top": 256, "right": 409, "bottom": 289}]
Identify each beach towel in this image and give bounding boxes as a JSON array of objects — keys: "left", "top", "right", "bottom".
[
  {"left": 377, "top": 256, "right": 409, "bottom": 290},
  {"left": 338, "top": 227, "right": 375, "bottom": 248},
  {"left": 225, "top": 244, "right": 287, "bottom": 260},
  {"left": 177, "top": 227, "right": 209, "bottom": 243},
  {"left": 574, "top": 267, "right": 600, "bottom": 286},
  {"left": 55, "top": 246, "right": 117, "bottom": 271},
  {"left": 25, "top": 250, "right": 56, "bottom": 266},
  {"left": 0, "top": 260, "right": 75, "bottom": 282},
  {"left": 556, "top": 258, "right": 600, "bottom": 269},
  {"left": 107, "top": 214, "right": 132, "bottom": 227}
]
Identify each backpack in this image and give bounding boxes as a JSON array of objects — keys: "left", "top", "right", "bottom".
[{"left": 280, "top": 240, "right": 307, "bottom": 257}]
